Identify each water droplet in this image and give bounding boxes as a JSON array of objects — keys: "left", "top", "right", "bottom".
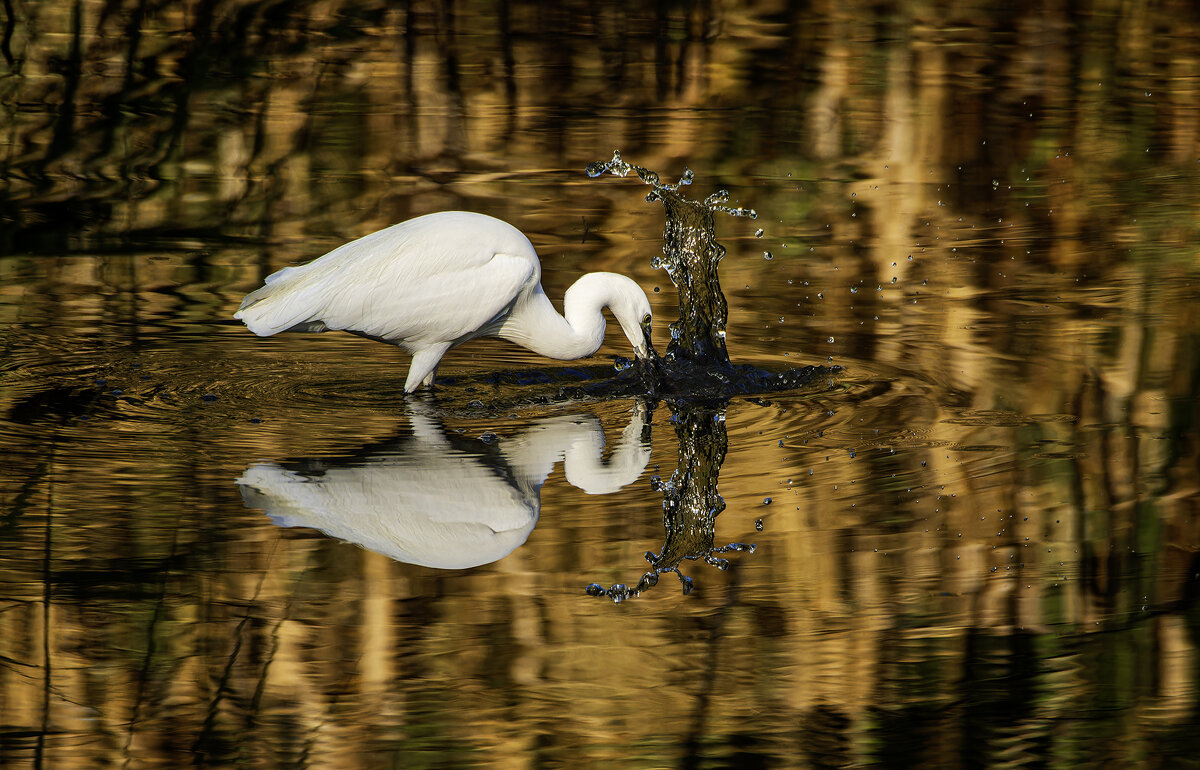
[
  {"left": 763, "top": 497, "right": 772, "bottom": 505},
  {"left": 636, "top": 168, "right": 660, "bottom": 185},
  {"left": 755, "top": 228, "right": 764, "bottom": 238},
  {"left": 827, "top": 336, "right": 835, "bottom": 343},
  {"left": 755, "top": 519, "right": 764, "bottom": 531},
  {"left": 763, "top": 251, "right": 773, "bottom": 260}
]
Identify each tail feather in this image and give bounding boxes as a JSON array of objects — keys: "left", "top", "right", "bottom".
[
  {"left": 234, "top": 267, "right": 327, "bottom": 337},
  {"left": 264, "top": 264, "right": 303, "bottom": 286}
]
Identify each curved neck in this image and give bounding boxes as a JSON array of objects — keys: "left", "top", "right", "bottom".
[{"left": 497, "top": 282, "right": 608, "bottom": 360}]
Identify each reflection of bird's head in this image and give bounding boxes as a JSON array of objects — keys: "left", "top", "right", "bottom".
[{"left": 237, "top": 403, "right": 653, "bottom": 570}]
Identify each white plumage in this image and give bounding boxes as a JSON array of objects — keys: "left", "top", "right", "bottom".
[
  {"left": 235, "top": 211, "right": 653, "bottom": 392},
  {"left": 236, "top": 405, "right": 651, "bottom": 569}
]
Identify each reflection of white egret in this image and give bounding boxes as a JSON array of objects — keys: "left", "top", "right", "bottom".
[
  {"left": 234, "top": 211, "right": 653, "bottom": 393},
  {"left": 236, "top": 404, "right": 650, "bottom": 569}
]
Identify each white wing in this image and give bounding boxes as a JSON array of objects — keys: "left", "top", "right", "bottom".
[{"left": 235, "top": 212, "right": 539, "bottom": 347}]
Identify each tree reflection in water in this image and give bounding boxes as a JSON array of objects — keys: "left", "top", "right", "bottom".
[{"left": 2, "top": 1, "right": 1199, "bottom": 765}]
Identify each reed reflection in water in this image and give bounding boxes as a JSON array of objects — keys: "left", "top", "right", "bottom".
[{"left": 0, "top": 0, "right": 1199, "bottom": 767}]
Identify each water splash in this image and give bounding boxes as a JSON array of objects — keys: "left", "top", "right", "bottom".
[
  {"left": 588, "top": 150, "right": 836, "bottom": 397},
  {"left": 585, "top": 401, "right": 754, "bottom": 602},
  {"left": 588, "top": 150, "right": 755, "bottom": 370}
]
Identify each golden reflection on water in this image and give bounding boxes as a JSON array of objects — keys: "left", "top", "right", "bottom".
[{"left": 1, "top": 0, "right": 1199, "bottom": 767}]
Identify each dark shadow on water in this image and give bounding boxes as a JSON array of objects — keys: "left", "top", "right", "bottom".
[{"left": 432, "top": 357, "right": 840, "bottom": 406}]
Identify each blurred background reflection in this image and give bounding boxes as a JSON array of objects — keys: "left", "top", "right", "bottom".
[{"left": 1, "top": 1, "right": 1198, "bottom": 767}]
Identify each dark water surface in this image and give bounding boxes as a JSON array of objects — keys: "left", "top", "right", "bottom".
[{"left": 3, "top": 2, "right": 1200, "bottom": 767}]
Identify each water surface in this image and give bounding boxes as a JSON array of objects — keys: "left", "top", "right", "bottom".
[{"left": 2, "top": 2, "right": 1199, "bottom": 767}]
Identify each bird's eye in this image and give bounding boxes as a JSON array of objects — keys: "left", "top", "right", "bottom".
[{"left": 641, "top": 313, "right": 652, "bottom": 325}]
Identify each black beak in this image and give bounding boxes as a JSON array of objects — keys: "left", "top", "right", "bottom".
[{"left": 634, "top": 321, "right": 662, "bottom": 394}]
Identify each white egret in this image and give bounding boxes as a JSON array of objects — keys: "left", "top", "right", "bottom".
[{"left": 234, "top": 211, "right": 653, "bottom": 392}]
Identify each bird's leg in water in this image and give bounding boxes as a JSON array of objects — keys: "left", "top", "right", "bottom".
[{"left": 405, "top": 343, "right": 452, "bottom": 393}]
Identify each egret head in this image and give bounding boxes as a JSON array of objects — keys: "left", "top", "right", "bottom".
[
  {"left": 562, "top": 272, "right": 654, "bottom": 361},
  {"left": 637, "top": 311, "right": 654, "bottom": 359},
  {"left": 611, "top": 279, "right": 653, "bottom": 360}
]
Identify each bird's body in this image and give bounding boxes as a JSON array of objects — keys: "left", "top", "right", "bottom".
[{"left": 234, "top": 211, "right": 652, "bottom": 392}]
